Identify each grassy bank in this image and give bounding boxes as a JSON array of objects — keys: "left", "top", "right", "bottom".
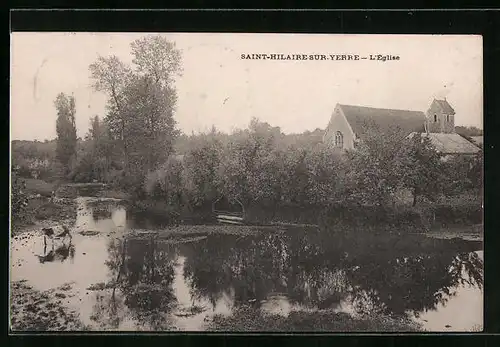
[
  {"left": 246, "top": 201, "right": 482, "bottom": 234},
  {"left": 21, "top": 178, "right": 56, "bottom": 197},
  {"left": 11, "top": 196, "right": 77, "bottom": 235},
  {"left": 207, "top": 307, "right": 421, "bottom": 332},
  {"left": 424, "top": 224, "right": 483, "bottom": 241},
  {"left": 127, "top": 224, "right": 287, "bottom": 239},
  {"left": 126, "top": 196, "right": 482, "bottom": 243},
  {"left": 55, "top": 182, "right": 130, "bottom": 199},
  {"left": 10, "top": 281, "right": 88, "bottom": 331},
  {"left": 127, "top": 199, "right": 215, "bottom": 225}
]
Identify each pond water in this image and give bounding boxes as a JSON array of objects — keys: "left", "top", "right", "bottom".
[{"left": 10, "top": 197, "right": 483, "bottom": 332}]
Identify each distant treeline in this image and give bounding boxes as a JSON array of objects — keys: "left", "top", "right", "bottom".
[{"left": 454, "top": 126, "right": 483, "bottom": 137}]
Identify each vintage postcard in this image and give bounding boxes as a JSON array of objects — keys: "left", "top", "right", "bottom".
[{"left": 10, "top": 33, "right": 483, "bottom": 332}]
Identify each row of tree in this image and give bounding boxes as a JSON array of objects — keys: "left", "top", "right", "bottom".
[{"left": 143, "top": 120, "right": 482, "bottom": 214}]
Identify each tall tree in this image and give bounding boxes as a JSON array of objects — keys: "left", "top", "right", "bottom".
[
  {"left": 127, "top": 35, "right": 182, "bottom": 172},
  {"left": 54, "top": 92, "right": 77, "bottom": 176},
  {"left": 83, "top": 115, "right": 115, "bottom": 182},
  {"left": 121, "top": 74, "right": 178, "bottom": 174},
  {"left": 89, "top": 56, "right": 132, "bottom": 170},
  {"left": 89, "top": 35, "right": 182, "bottom": 185},
  {"left": 130, "top": 35, "right": 182, "bottom": 88}
]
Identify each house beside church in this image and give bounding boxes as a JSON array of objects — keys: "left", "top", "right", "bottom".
[{"left": 323, "top": 98, "right": 481, "bottom": 156}]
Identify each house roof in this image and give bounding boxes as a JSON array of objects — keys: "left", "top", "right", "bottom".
[
  {"left": 470, "top": 136, "right": 483, "bottom": 146},
  {"left": 419, "top": 133, "right": 481, "bottom": 154},
  {"left": 428, "top": 98, "right": 456, "bottom": 115},
  {"left": 338, "top": 104, "right": 427, "bottom": 137}
]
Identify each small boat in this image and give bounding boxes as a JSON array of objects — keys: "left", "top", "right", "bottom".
[{"left": 212, "top": 196, "right": 245, "bottom": 225}]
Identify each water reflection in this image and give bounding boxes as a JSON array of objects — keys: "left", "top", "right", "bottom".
[
  {"left": 90, "top": 228, "right": 482, "bottom": 331},
  {"left": 13, "top": 198, "right": 483, "bottom": 331},
  {"left": 93, "top": 237, "right": 179, "bottom": 330},
  {"left": 36, "top": 241, "right": 75, "bottom": 264},
  {"left": 75, "top": 197, "right": 127, "bottom": 234},
  {"left": 186, "top": 231, "right": 482, "bottom": 327}
]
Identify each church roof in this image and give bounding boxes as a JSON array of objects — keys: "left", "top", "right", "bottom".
[{"left": 338, "top": 104, "right": 427, "bottom": 137}]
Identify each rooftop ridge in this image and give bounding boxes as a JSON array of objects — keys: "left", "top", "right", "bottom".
[{"left": 338, "top": 104, "right": 425, "bottom": 114}]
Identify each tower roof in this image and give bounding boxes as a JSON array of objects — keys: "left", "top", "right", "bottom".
[{"left": 429, "top": 98, "right": 456, "bottom": 115}]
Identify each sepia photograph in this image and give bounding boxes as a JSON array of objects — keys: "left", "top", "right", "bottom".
[{"left": 10, "top": 32, "right": 483, "bottom": 332}]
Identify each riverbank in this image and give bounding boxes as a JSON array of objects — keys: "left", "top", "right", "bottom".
[
  {"left": 424, "top": 224, "right": 483, "bottom": 242},
  {"left": 207, "top": 306, "right": 421, "bottom": 332},
  {"left": 55, "top": 182, "right": 130, "bottom": 200},
  {"left": 10, "top": 281, "right": 88, "bottom": 331},
  {"left": 11, "top": 196, "right": 77, "bottom": 236},
  {"left": 10, "top": 179, "right": 483, "bottom": 244}
]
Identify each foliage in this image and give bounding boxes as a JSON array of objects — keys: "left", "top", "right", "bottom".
[
  {"left": 121, "top": 74, "right": 178, "bottom": 173},
  {"left": 144, "top": 156, "right": 183, "bottom": 206},
  {"left": 11, "top": 168, "right": 29, "bottom": 223},
  {"left": 182, "top": 129, "right": 224, "bottom": 207},
  {"left": 343, "top": 125, "right": 410, "bottom": 206},
  {"left": 54, "top": 93, "right": 78, "bottom": 176},
  {"left": 69, "top": 116, "right": 119, "bottom": 183},
  {"left": 135, "top": 116, "right": 482, "bottom": 228},
  {"left": 89, "top": 35, "right": 181, "bottom": 180},
  {"left": 130, "top": 35, "right": 183, "bottom": 88},
  {"left": 402, "top": 134, "right": 445, "bottom": 206}
]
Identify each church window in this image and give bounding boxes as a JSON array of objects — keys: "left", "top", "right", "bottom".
[{"left": 335, "top": 131, "right": 343, "bottom": 148}]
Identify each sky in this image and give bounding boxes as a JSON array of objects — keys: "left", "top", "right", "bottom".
[{"left": 10, "top": 33, "right": 483, "bottom": 141}]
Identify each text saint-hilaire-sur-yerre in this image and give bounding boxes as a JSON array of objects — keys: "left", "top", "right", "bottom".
[{"left": 240, "top": 53, "right": 400, "bottom": 61}]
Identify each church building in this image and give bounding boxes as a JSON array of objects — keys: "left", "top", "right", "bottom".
[{"left": 323, "top": 98, "right": 481, "bottom": 156}]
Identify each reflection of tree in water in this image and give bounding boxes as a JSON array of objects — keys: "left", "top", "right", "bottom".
[
  {"left": 282, "top": 229, "right": 347, "bottom": 308},
  {"left": 91, "top": 237, "right": 178, "bottom": 330},
  {"left": 180, "top": 228, "right": 483, "bottom": 319},
  {"left": 183, "top": 234, "right": 290, "bottom": 309},
  {"left": 89, "top": 290, "right": 129, "bottom": 330},
  {"left": 345, "top": 250, "right": 483, "bottom": 316},
  {"left": 181, "top": 237, "right": 234, "bottom": 309}
]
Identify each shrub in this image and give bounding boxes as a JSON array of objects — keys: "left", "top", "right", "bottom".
[
  {"left": 389, "top": 206, "right": 431, "bottom": 232},
  {"left": 11, "top": 174, "right": 29, "bottom": 224},
  {"left": 431, "top": 202, "right": 482, "bottom": 227},
  {"left": 144, "top": 156, "right": 183, "bottom": 206}
]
